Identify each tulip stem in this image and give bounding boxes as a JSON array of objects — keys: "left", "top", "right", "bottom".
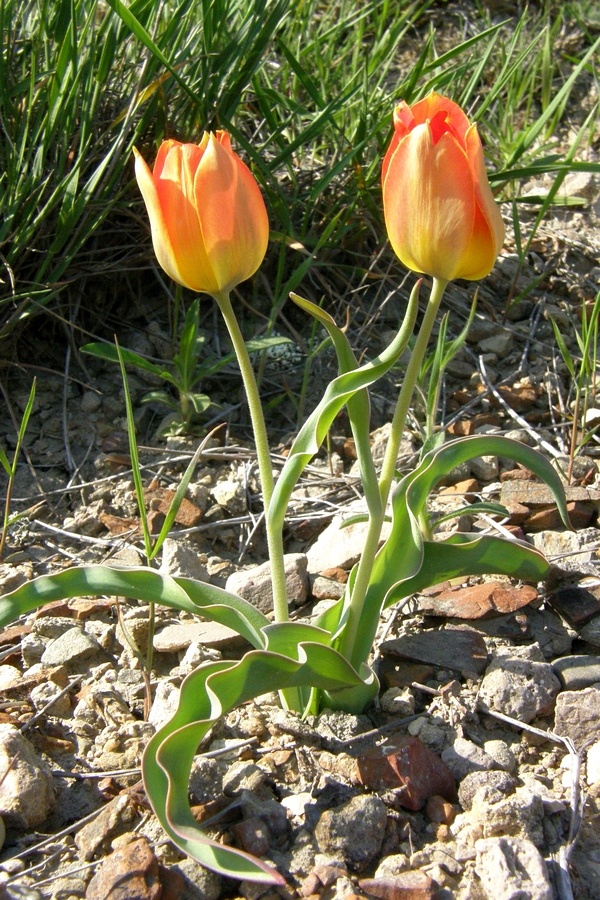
[
  {"left": 213, "top": 292, "right": 289, "bottom": 623},
  {"left": 337, "top": 276, "right": 448, "bottom": 668},
  {"left": 378, "top": 276, "right": 448, "bottom": 509}
]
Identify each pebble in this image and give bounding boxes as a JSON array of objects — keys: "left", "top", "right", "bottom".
[
  {"left": 475, "top": 836, "right": 553, "bottom": 900},
  {"left": 552, "top": 654, "right": 600, "bottom": 689},
  {"left": 313, "top": 794, "right": 387, "bottom": 871},
  {"left": 478, "top": 655, "right": 561, "bottom": 723},
  {"left": 305, "top": 499, "right": 392, "bottom": 574},
  {"left": 160, "top": 538, "right": 210, "bottom": 580},
  {"left": 75, "top": 794, "right": 138, "bottom": 860},
  {"left": 358, "top": 870, "right": 440, "bottom": 899},
  {"left": 457, "top": 771, "right": 518, "bottom": 811},
  {"left": 0, "top": 725, "right": 55, "bottom": 828}
]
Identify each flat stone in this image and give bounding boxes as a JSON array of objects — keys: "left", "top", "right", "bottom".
[
  {"left": 579, "top": 617, "right": 600, "bottom": 648},
  {"left": 40, "top": 626, "right": 102, "bottom": 667},
  {"left": 500, "top": 481, "right": 600, "bottom": 507},
  {"left": 356, "top": 736, "right": 455, "bottom": 810},
  {"left": 546, "top": 584, "right": 600, "bottom": 626},
  {"left": 153, "top": 620, "right": 245, "bottom": 653},
  {"left": 380, "top": 628, "right": 488, "bottom": 679},
  {"left": 85, "top": 836, "right": 161, "bottom": 900},
  {"left": 474, "top": 836, "right": 552, "bottom": 900},
  {"left": 554, "top": 687, "right": 600, "bottom": 747},
  {"left": 418, "top": 582, "right": 538, "bottom": 619},
  {"left": 525, "top": 501, "right": 595, "bottom": 531},
  {"left": 458, "top": 771, "right": 517, "bottom": 810},
  {"left": 552, "top": 655, "right": 600, "bottom": 689},
  {"left": 0, "top": 725, "right": 55, "bottom": 828}
]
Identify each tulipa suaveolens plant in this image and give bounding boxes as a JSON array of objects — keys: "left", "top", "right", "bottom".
[{"left": 0, "top": 97, "right": 571, "bottom": 885}]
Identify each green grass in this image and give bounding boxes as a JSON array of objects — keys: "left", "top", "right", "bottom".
[{"left": 0, "top": 0, "right": 598, "bottom": 351}]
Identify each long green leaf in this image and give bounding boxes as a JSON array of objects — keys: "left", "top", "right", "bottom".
[
  {"left": 144, "top": 638, "right": 376, "bottom": 884},
  {"left": 0, "top": 566, "right": 269, "bottom": 649}
]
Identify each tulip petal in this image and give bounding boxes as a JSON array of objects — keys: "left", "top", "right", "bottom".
[
  {"left": 154, "top": 143, "right": 218, "bottom": 293},
  {"left": 458, "top": 125, "right": 505, "bottom": 280},
  {"left": 194, "top": 135, "right": 269, "bottom": 294},
  {"left": 383, "top": 124, "right": 476, "bottom": 282},
  {"left": 134, "top": 147, "right": 188, "bottom": 288},
  {"left": 406, "top": 93, "right": 471, "bottom": 142}
]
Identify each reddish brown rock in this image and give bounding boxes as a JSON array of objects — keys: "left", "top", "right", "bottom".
[
  {"left": 356, "top": 736, "right": 455, "bottom": 811},
  {"left": 158, "top": 867, "right": 186, "bottom": 900},
  {"left": 85, "top": 837, "right": 161, "bottom": 900},
  {"left": 525, "top": 500, "right": 594, "bottom": 531},
  {"left": 231, "top": 816, "right": 271, "bottom": 856},
  {"left": 438, "top": 478, "right": 479, "bottom": 497},
  {"left": 547, "top": 584, "right": 600, "bottom": 626},
  {"left": 425, "top": 795, "right": 456, "bottom": 824},
  {"left": 359, "top": 870, "right": 441, "bottom": 899},
  {"left": 418, "top": 582, "right": 538, "bottom": 620}
]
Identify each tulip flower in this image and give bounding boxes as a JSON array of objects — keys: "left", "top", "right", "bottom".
[
  {"left": 134, "top": 132, "right": 269, "bottom": 296},
  {"left": 382, "top": 93, "right": 504, "bottom": 282}
]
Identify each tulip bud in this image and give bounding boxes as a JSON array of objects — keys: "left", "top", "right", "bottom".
[
  {"left": 134, "top": 132, "right": 269, "bottom": 296},
  {"left": 382, "top": 93, "right": 504, "bottom": 282}
]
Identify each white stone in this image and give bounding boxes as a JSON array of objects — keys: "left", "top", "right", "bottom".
[
  {"left": 475, "top": 836, "right": 553, "bottom": 899},
  {"left": 0, "top": 725, "right": 55, "bottom": 828}
]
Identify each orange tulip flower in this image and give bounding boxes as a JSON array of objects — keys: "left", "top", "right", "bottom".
[
  {"left": 134, "top": 132, "right": 269, "bottom": 296},
  {"left": 382, "top": 93, "right": 504, "bottom": 282}
]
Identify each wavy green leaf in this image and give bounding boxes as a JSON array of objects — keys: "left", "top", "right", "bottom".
[
  {"left": 346, "top": 435, "right": 570, "bottom": 668},
  {"left": 144, "top": 639, "right": 376, "bottom": 884},
  {"left": 386, "top": 532, "right": 552, "bottom": 602},
  {"left": 0, "top": 566, "right": 269, "bottom": 649}
]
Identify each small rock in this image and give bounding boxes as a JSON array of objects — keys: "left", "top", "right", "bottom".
[
  {"left": 211, "top": 478, "right": 246, "bottom": 514},
  {"left": 425, "top": 795, "right": 456, "bottom": 825},
  {"left": 0, "top": 725, "right": 55, "bottom": 828},
  {"left": 441, "top": 737, "right": 496, "bottom": 781},
  {"left": 475, "top": 836, "right": 552, "bottom": 900},
  {"left": 458, "top": 771, "right": 517, "bottom": 810},
  {"left": 478, "top": 655, "right": 560, "bottom": 723},
  {"left": 313, "top": 794, "right": 387, "bottom": 871},
  {"left": 76, "top": 794, "right": 139, "bottom": 860},
  {"left": 554, "top": 687, "right": 600, "bottom": 747},
  {"left": 30, "top": 681, "right": 72, "bottom": 717},
  {"left": 579, "top": 617, "right": 600, "bottom": 648},
  {"left": 483, "top": 740, "right": 517, "bottom": 773},
  {"left": 586, "top": 742, "right": 600, "bottom": 785},
  {"left": 40, "top": 626, "right": 102, "bottom": 667},
  {"left": 226, "top": 553, "right": 309, "bottom": 613},
  {"left": 306, "top": 499, "right": 392, "bottom": 574},
  {"left": 469, "top": 455, "right": 498, "bottom": 482},
  {"left": 358, "top": 870, "right": 440, "bottom": 899},
  {"left": 85, "top": 836, "right": 161, "bottom": 900},
  {"left": 380, "top": 628, "right": 488, "bottom": 679},
  {"left": 232, "top": 816, "right": 271, "bottom": 857},
  {"left": 0, "top": 665, "right": 21, "bottom": 689},
  {"left": 356, "top": 736, "right": 455, "bottom": 810},
  {"left": 552, "top": 654, "right": 600, "bottom": 689},
  {"left": 160, "top": 539, "right": 209, "bottom": 580},
  {"left": 546, "top": 583, "right": 600, "bottom": 627},
  {"left": 379, "top": 687, "right": 415, "bottom": 716},
  {"left": 168, "top": 856, "right": 222, "bottom": 900},
  {"left": 148, "top": 680, "right": 180, "bottom": 731},
  {"left": 478, "top": 331, "right": 513, "bottom": 357}
]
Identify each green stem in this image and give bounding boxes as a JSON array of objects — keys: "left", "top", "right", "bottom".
[
  {"left": 213, "top": 292, "right": 289, "bottom": 623},
  {"left": 378, "top": 277, "right": 448, "bottom": 508},
  {"left": 337, "top": 277, "right": 447, "bottom": 664}
]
